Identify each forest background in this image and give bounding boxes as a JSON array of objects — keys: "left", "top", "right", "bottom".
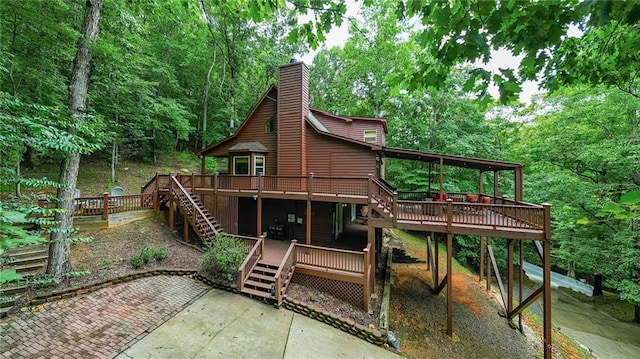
[{"left": 1, "top": 0, "right": 638, "bottom": 321}]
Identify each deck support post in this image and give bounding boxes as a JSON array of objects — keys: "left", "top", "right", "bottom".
[
  {"left": 153, "top": 173, "right": 159, "bottom": 213},
  {"left": 183, "top": 215, "right": 189, "bottom": 242},
  {"left": 257, "top": 173, "right": 263, "bottom": 236},
  {"left": 542, "top": 203, "right": 552, "bottom": 359},
  {"left": 515, "top": 166, "right": 523, "bottom": 202},
  {"left": 493, "top": 171, "right": 499, "bottom": 198},
  {"left": 168, "top": 176, "right": 174, "bottom": 231},
  {"left": 213, "top": 172, "right": 219, "bottom": 218},
  {"left": 519, "top": 238, "right": 524, "bottom": 332},
  {"left": 306, "top": 173, "right": 313, "bottom": 244},
  {"left": 102, "top": 193, "right": 109, "bottom": 220},
  {"left": 543, "top": 239, "right": 552, "bottom": 359},
  {"left": 486, "top": 237, "right": 492, "bottom": 291},
  {"left": 479, "top": 170, "right": 484, "bottom": 195},
  {"left": 507, "top": 239, "right": 515, "bottom": 315},
  {"left": 479, "top": 236, "right": 484, "bottom": 283},
  {"left": 446, "top": 231, "right": 453, "bottom": 337}
]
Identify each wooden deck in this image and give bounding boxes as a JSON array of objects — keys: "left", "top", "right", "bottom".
[{"left": 146, "top": 173, "right": 550, "bottom": 241}]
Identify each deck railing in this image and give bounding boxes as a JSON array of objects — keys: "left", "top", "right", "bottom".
[
  {"left": 295, "top": 244, "right": 365, "bottom": 273},
  {"left": 394, "top": 199, "right": 545, "bottom": 230},
  {"left": 273, "top": 240, "right": 297, "bottom": 304},
  {"left": 238, "top": 235, "right": 264, "bottom": 291},
  {"left": 39, "top": 192, "right": 154, "bottom": 219},
  {"left": 272, "top": 242, "right": 371, "bottom": 310}
]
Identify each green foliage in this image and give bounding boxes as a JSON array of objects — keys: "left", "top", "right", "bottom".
[
  {"left": 129, "top": 245, "right": 169, "bottom": 269},
  {"left": 394, "top": 0, "right": 640, "bottom": 101},
  {"left": 201, "top": 234, "right": 247, "bottom": 282}
]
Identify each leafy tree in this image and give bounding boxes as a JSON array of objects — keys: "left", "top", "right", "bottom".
[
  {"left": 506, "top": 85, "right": 639, "bottom": 319},
  {"left": 393, "top": 0, "right": 640, "bottom": 102},
  {"left": 47, "top": 0, "right": 105, "bottom": 279}
]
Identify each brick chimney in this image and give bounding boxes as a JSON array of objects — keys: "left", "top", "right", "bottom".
[{"left": 277, "top": 60, "right": 309, "bottom": 176}]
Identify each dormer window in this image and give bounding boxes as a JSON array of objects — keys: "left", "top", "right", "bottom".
[{"left": 363, "top": 130, "right": 377, "bottom": 143}]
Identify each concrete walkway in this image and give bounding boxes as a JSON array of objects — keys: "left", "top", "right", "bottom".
[
  {"left": 116, "top": 289, "right": 398, "bottom": 359},
  {"left": 1, "top": 276, "right": 397, "bottom": 359}
]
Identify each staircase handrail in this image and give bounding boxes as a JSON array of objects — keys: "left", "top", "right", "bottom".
[
  {"left": 371, "top": 178, "right": 394, "bottom": 212},
  {"left": 273, "top": 240, "right": 297, "bottom": 304},
  {"left": 141, "top": 174, "right": 158, "bottom": 194},
  {"left": 170, "top": 176, "right": 219, "bottom": 237},
  {"left": 238, "top": 235, "right": 264, "bottom": 291}
]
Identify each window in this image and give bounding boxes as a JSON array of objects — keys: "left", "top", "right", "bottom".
[
  {"left": 363, "top": 130, "right": 377, "bottom": 143},
  {"left": 233, "top": 156, "right": 249, "bottom": 175},
  {"left": 254, "top": 155, "right": 265, "bottom": 175},
  {"left": 265, "top": 118, "right": 276, "bottom": 133}
]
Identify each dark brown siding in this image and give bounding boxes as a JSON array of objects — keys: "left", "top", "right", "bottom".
[
  {"left": 306, "top": 125, "right": 377, "bottom": 177},
  {"left": 208, "top": 95, "right": 278, "bottom": 175},
  {"left": 261, "top": 199, "right": 307, "bottom": 241},
  {"left": 311, "top": 202, "right": 334, "bottom": 244},
  {"left": 313, "top": 112, "right": 350, "bottom": 137},
  {"left": 212, "top": 195, "right": 238, "bottom": 234},
  {"left": 277, "top": 62, "right": 309, "bottom": 176},
  {"left": 313, "top": 112, "right": 386, "bottom": 146},
  {"left": 350, "top": 120, "right": 386, "bottom": 146}
]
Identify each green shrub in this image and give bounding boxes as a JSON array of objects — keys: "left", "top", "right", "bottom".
[
  {"left": 201, "top": 234, "right": 247, "bottom": 282},
  {"left": 130, "top": 245, "right": 169, "bottom": 269}
]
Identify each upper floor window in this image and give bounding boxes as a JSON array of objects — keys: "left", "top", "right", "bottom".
[
  {"left": 233, "top": 156, "right": 250, "bottom": 175},
  {"left": 265, "top": 118, "right": 276, "bottom": 133},
  {"left": 363, "top": 130, "right": 377, "bottom": 143},
  {"left": 254, "top": 156, "right": 265, "bottom": 175}
]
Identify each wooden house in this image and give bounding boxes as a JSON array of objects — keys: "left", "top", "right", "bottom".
[{"left": 143, "top": 60, "right": 553, "bottom": 357}]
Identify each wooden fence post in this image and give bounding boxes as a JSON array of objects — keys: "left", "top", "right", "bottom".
[
  {"left": 102, "top": 192, "right": 109, "bottom": 220},
  {"left": 392, "top": 190, "right": 398, "bottom": 227}
]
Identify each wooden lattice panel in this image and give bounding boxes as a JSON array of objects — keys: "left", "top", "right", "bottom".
[{"left": 292, "top": 273, "right": 364, "bottom": 309}]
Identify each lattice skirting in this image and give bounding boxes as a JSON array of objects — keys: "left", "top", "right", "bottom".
[{"left": 292, "top": 273, "right": 364, "bottom": 309}]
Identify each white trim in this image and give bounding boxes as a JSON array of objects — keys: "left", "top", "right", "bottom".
[
  {"left": 363, "top": 129, "right": 377, "bottom": 143},
  {"left": 254, "top": 155, "right": 265, "bottom": 175}
]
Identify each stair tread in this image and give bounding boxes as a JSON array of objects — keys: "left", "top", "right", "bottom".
[
  {"left": 241, "top": 287, "right": 272, "bottom": 298},
  {"left": 253, "top": 266, "right": 277, "bottom": 275},
  {"left": 249, "top": 273, "right": 276, "bottom": 282},
  {"left": 245, "top": 279, "right": 272, "bottom": 290}
]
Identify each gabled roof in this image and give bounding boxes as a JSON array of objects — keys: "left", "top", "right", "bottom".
[
  {"left": 305, "top": 113, "right": 382, "bottom": 151},
  {"left": 196, "top": 85, "right": 277, "bottom": 157},
  {"left": 310, "top": 108, "right": 388, "bottom": 133}
]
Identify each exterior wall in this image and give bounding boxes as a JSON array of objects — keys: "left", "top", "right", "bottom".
[
  {"left": 261, "top": 199, "right": 307, "bottom": 241},
  {"left": 277, "top": 62, "right": 309, "bottom": 176},
  {"left": 311, "top": 201, "right": 334, "bottom": 245},
  {"left": 306, "top": 124, "right": 377, "bottom": 177},
  {"left": 312, "top": 111, "right": 386, "bottom": 146},
  {"left": 208, "top": 93, "right": 278, "bottom": 175},
  {"left": 210, "top": 195, "right": 238, "bottom": 234}
]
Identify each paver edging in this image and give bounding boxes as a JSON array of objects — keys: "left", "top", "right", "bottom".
[
  {"left": 282, "top": 297, "right": 387, "bottom": 346},
  {"left": 24, "top": 269, "right": 198, "bottom": 309}
]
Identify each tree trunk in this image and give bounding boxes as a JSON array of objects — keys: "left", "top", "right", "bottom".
[
  {"left": 592, "top": 273, "right": 604, "bottom": 297},
  {"left": 15, "top": 163, "right": 21, "bottom": 197},
  {"left": 47, "top": 0, "right": 103, "bottom": 278},
  {"left": 567, "top": 262, "right": 575, "bottom": 278},
  {"left": 635, "top": 304, "right": 640, "bottom": 324},
  {"left": 111, "top": 141, "right": 117, "bottom": 183},
  {"left": 201, "top": 53, "right": 215, "bottom": 149}
]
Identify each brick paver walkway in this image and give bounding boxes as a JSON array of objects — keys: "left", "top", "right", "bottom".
[{"left": 0, "top": 276, "right": 209, "bottom": 359}]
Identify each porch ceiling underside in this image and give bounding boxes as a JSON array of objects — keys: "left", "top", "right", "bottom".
[{"left": 382, "top": 147, "right": 521, "bottom": 172}]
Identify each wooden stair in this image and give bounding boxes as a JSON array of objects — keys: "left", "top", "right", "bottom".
[
  {"left": 241, "top": 261, "right": 279, "bottom": 299},
  {"left": 392, "top": 247, "right": 425, "bottom": 264},
  {"left": 371, "top": 198, "right": 394, "bottom": 221},
  {"left": 1, "top": 244, "right": 49, "bottom": 317},
  {"left": 170, "top": 184, "right": 224, "bottom": 243}
]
